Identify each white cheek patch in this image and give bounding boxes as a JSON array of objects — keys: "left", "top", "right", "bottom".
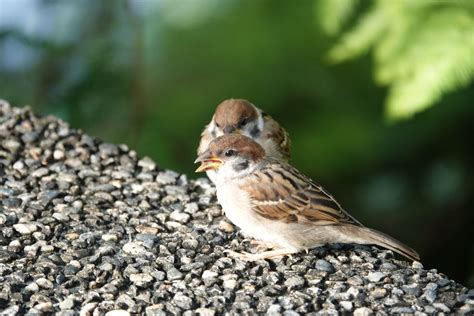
[
  {"left": 208, "top": 119, "right": 224, "bottom": 137},
  {"left": 208, "top": 119, "right": 216, "bottom": 132}
]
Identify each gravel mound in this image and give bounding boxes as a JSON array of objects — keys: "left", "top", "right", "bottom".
[{"left": 1, "top": 100, "right": 473, "bottom": 315}]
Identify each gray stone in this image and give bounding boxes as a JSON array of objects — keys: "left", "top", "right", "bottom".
[
  {"left": 129, "top": 273, "right": 154, "bottom": 287},
  {"left": 7, "top": 240, "right": 22, "bottom": 252},
  {"left": 36, "top": 277, "right": 53, "bottom": 289},
  {"left": 424, "top": 289, "right": 437, "bottom": 303},
  {"left": 433, "top": 302, "right": 450, "bottom": 313},
  {"left": 145, "top": 305, "right": 167, "bottom": 316},
  {"left": 32, "top": 167, "right": 49, "bottom": 177},
  {"left": 167, "top": 267, "right": 183, "bottom": 280},
  {"left": 138, "top": 157, "right": 156, "bottom": 170},
  {"left": 353, "top": 307, "right": 373, "bottom": 315},
  {"left": 284, "top": 276, "right": 305, "bottom": 290},
  {"left": 169, "top": 211, "right": 190, "bottom": 224},
  {"left": 339, "top": 301, "right": 353, "bottom": 311},
  {"left": 122, "top": 242, "right": 147, "bottom": 256},
  {"left": 13, "top": 223, "right": 37, "bottom": 234},
  {"left": 195, "top": 307, "right": 215, "bottom": 316},
  {"left": 99, "top": 143, "right": 119, "bottom": 157},
  {"left": 412, "top": 261, "right": 424, "bottom": 269},
  {"left": 3, "top": 197, "right": 22, "bottom": 208},
  {"left": 371, "top": 287, "right": 387, "bottom": 299},
  {"left": 315, "top": 259, "right": 335, "bottom": 273},
  {"left": 156, "top": 171, "right": 179, "bottom": 185},
  {"left": 390, "top": 307, "right": 414, "bottom": 313},
  {"left": 173, "top": 293, "right": 193, "bottom": 310},
  {"left": 59, "top": 297, "right": 76, "bottom": 310},
  {"left": 0, "top": 305, "right": 20, "bottom": 315},
  {"left": 366, "top": 271, "right": 386, "bottom": 282},
  {"left": 24, "top": 282, "right": 39, "bottom": 293},
  {"left": 105, "top": 310, "right": 130, "bottom": 316}
]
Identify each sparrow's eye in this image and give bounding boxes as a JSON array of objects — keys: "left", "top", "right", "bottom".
[
  {"left": 224, "top": 149, "right": 236, "bottom": 157},
  {"left": 215, "top": 122, "right": 221, "bottom": 128},
  {"left": 240, "top": 118, "right": 249, "bottom": 127}
]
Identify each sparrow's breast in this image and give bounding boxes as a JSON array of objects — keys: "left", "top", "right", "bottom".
[{"left": 215, "top": 182, "right": 299, "bottom": 250}]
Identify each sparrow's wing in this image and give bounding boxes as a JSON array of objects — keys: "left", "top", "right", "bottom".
[
  {"left": 242, "top": 161, "right": 362, "bottom": 226},
  {"left": 262, "top": 113, "right": 291, "bottom": 161},
  {"left": 197, "top": 122, "right": 214, "bottom": 156}
]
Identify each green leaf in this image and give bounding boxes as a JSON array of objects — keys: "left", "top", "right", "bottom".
[
  {"left": 327, "top": 1, "right": 387, "bottom": 63},
  {"left": 385, "top": 8, "right": 474, "bottom": 119},
  {"left": 316, "top": 0, "right": 360, "bottom": 35},
  {"left": 324, "top": 0, "right": 474, "bottom": 120}
]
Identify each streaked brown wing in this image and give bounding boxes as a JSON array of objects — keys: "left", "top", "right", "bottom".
[
  {"left": 262, "top": 114, "right": 291, "bottom": 161},
  {"left": 242, "top": 162, "right": 362, "bottom": 226}
]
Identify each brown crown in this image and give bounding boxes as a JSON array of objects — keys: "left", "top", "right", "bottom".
[
  {"left": 214, "top": 99, "right": 259, "bottom": 128},
  {"left": 208, "top": 134, "right": 265, "bottom": 162}
]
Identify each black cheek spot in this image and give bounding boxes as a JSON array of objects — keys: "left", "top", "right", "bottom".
[
  {"left": 233, "top": 160, "right": 249, "bottom": 172},
  {"left": 250, "top": 126, "right": 261, "bottom": 138}
]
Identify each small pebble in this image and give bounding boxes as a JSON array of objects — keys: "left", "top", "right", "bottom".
[
  {"left": 354, "top": 307, "right": 373, "bottom": 315},
  {"left": 167, "top": 267, "right": 183, "bottom": 280},
  {"left": 367, "top": 272, "right": 386, "bottom": 282},
  {"left": 122, "top": 242, "right": 147, "bottom": 256},
  {"left": 129, "top": 273, "right": 154, "bottom": 287},
  {"left": 36, "top": 277, "right": 53, "bottom": 289},
  {"left": 339, "top": 301, "right": 353, "bottom": 311},
  {"left": 13, "top": 223, "right": 37, "bottom": 235},
  {"left": 315, "top": 259, "right": 335, "bottom": 273},
  {"left": 105, "top": 310, "right": 130, "bottom": 316},
  {"left": 218, "top": 220, "right": 234, "bottom": 233}
]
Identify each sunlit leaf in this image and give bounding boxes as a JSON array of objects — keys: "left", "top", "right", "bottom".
[
  {"left": 385, "top": 8, "right": 474, "bottom": 119},
  {"left": 327, "top": 1, "right": 389, "bottom": 63},
  {"left": 325, "top": 0, "right": 474, "bottom": 120},
  {"left": 316, "top": 0, "right": 360, "bottom": 35}
]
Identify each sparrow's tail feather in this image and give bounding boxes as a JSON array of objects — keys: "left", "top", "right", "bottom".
[{"left": 348, "top": 226, "right": 420, "bottom": 261}]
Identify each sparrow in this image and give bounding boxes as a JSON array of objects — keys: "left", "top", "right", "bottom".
[
  {"left": 197, "top": 99, "right": 290, "bottom": 183},
  {"left": 195, "top": 134, "right": 420, "bottom": 262}
]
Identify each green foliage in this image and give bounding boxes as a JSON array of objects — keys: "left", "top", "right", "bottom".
[
  {"left": 316, "top": 0, "right": 360, "bottom": 35},
  {"left": 321, "top": 0, "right": 474, "bottom": 120}
]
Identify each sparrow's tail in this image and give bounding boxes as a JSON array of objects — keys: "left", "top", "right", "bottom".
[{"left": 347, "top": 226, "right": 420, "bottom": 261}]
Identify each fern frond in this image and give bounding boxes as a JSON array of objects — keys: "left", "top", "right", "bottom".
[
  {"left": 324, "top": 0, "right": 474, "bottom": 120},
  {"left": 316, "top": 0, "right": 360, "bottom": 35},
  {"left": 327, "top": 1, "right": 387, "bottom": 63},
  {"left": 373, "top": 2, "right": 429, "bottom": 83},
  {"left": 385, "top": 8, "right": 474, "bottom": 119}
]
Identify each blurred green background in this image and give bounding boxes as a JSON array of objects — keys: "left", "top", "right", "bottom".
[{"left": 1, "top": 0, "right": 473, "bottom": 286}]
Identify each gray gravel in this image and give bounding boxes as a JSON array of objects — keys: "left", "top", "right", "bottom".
[{"left": 1, "top": 100, "right": 473, "bottom": 315}]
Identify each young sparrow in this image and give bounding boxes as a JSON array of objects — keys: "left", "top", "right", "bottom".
[
  {"left": 195, "top": 134, "right": 420, "bottom": 262},
  {"left": 197, "top": 99, "right": 290, "bottom": 182}
]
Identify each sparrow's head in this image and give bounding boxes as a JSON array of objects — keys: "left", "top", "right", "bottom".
[
  {"left": 211, "top": 99, "right": 263, "bottom": 139},
  {"left": 195, "top": 134, "right": 265, "bottom": 178}
]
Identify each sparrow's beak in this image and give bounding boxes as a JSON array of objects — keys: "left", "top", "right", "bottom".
[{"left": 194, "top": 153, "right": 224, "bottom": 172}]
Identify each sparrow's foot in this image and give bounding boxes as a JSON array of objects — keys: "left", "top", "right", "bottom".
[
  {"left": 249, "top": 239, "right": 277, "bottom": 252},
  {"left": 224, "top": 248, "right": 297, "bottom": 261},
  {"left": 241, "top": 239, "right": 274, "bottom": 247},
  {"left": 249, "top": 239, "right": 273, "bottom": 247}
]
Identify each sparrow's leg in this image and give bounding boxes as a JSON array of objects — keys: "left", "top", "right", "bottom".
[{"left": 224, "top": 248, "right": 297, "bottom": 261}]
